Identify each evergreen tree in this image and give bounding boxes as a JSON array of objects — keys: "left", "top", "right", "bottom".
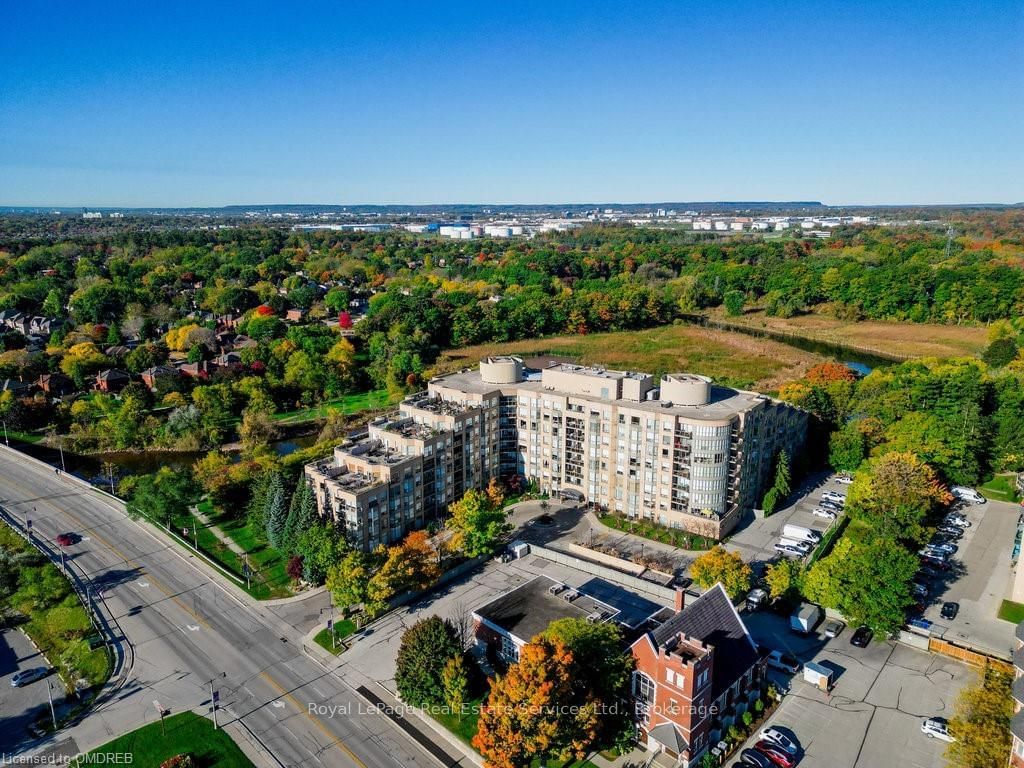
[{"left": 264, "top": 472, "right": 288, "bottom": 549}]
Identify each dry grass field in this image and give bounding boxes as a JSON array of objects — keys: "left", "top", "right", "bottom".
[
  {"left": 428, "top": 323, "right": 828, "bottom": 390},
  {"left": 704, "top": 307, "right": 988, "bottom": 360}
]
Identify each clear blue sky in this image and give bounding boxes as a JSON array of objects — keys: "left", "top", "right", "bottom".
[{"left": 2, "top": 0, "right": 1021, "bottom": 206}]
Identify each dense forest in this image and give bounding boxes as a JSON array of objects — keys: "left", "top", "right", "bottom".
[{"left": 1, "top": 218, "right": 1022, "bottom": 454}]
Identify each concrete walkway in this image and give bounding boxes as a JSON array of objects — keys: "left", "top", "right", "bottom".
[{"left": 190, "top": 504, "right": 247, "bottom": 557}]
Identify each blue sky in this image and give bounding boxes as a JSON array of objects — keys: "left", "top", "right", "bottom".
[{"left": 2, "top": 0, "right": 1021, "bottom": 206}]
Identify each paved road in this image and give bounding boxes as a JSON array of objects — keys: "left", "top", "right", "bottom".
[{"left": 0, "top": 445, "right": 446, "bottom": 768}]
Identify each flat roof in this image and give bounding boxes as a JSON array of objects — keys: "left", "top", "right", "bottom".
[
  {"left": 432, "top": 366, "right": 767, "bottom": 419},
  {"left": 474, "top": 574, "right": 664, "bottom": 644}
]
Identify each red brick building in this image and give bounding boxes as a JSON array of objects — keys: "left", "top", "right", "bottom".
[{"left": 629, "top": 584, "right": 765, "bottom": 767}]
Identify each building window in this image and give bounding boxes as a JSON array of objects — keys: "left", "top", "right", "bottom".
[
  {"left": 499, "top": 634, "right": 519, "bottom": 662},
  {"left": 633, "top": 672, "right": 655, "bottom": 703}
]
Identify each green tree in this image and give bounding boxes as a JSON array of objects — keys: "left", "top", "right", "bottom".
[
  {"left": 723, "top": 289, "right": 745, "bottom": 316},
  {"left": 772, "top": 450, "right": 791, "bottom": 497},
  {"left": 829, "top": 420, "right": 867, "bottom": 472},
  {"left": 982, "top": 337, "right": 1019, "bottom": 369},
  {"left": 447, "top": 488, "right": 511, "bottom": 558},
  {"left": 294, "top": 523, "right": 345, "bottom": 585},
  {"left": 264, "top": 472, "right": 289, "bottom": 549},
  {"left": 395, "top": 616, "right": 461, "bottom": 707},
  {"left": 764, "top": 558, "right": 803, "bottom": 600},
  {"left": 441, "top": 654, "right": 469, "bottom": 721},
  {"left": 326, "top": 548, "right": 381, "bottom": 612}
]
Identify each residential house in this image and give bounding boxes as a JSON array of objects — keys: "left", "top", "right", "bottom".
[
  {"left": 140, "top": 365, "right": 181, "bottom": 390},
  {"left": 36, "top": 373, "right": 76, "bottom": 398},
  {"left": 95, "top": 369, "right": 131, "bottom": 393}
]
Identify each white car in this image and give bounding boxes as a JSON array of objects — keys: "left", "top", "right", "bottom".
[
  {"left": 758, "top": 727, "right": 798, "bottom": 755},
  {"left": 835, "top": 475, "right": 854, "bottom": 485},
  {"left": 774, "top": 542, "right": 806, "bottom": 558},
  {"left": 812, "top": 507, "right": 837, "bottom": 519},
  {"left": 921, "top": 717, "right": 955, "bottom": 742},
  {"left": 929, "top": 541, "right": 957, "bottom": 555},
  {"left": 943, "top": 515, "right": 971, "bottom": 528}
]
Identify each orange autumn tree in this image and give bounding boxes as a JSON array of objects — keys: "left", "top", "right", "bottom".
[
  {"left": 805, "top": 361, "right": 858, "bottom": 385},
  {"left": 473, "top": 638, "right": 598, "bottom": 768}
]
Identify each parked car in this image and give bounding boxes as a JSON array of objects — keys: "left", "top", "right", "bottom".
[
  {"left": 758, "top": 728, "right": 799, "bottom": 756},
  {"left": 754, "top": 742, "right": 797, "bottom": 768},
  {"left": 919, "top": 546, "right": 949, "bottom": 560},
  {"left": 920, "top": 554, "right": 951, "bottom": 570},
  {"left": 936, "top": 525, "right": 964, "bottom": 539},
  {"left": 911, "top": 582, "right": 929, "bottom": 600},
  {"left": 921, "top": 717, "right": 955, "bottom": 742},
  {"left": 943, "top": 514, "right": 970, "bottom": 528},
  {"left": 850, "top": 625, "right": 873, "bottom": 647},
  {"left": 764, "top": 649, "right": 801, "bottom": 674},
  {"left": 740, "top": 749, "right": 776, "bottom": 768},
  {"left": 774, "top": 542, "right": 806, "bottom": 558},
  {"left": 929, "top": 541, "right": 957, "bottom": 555},
  {"left": 823, "top": 619, "right": 845, "bottom": 639},
  {"left": 819, "top": 500, "right": 843, "bottom": 512},
  {"left": 11, "top": 667, "right": 48, "bottom": 687},
  {"left": 836, "top": 474, "right": 854, "bottom": 485},
  {"left": 941, "top": 602, "right": 960, "bottom": 620},
  {"left": 812, "top": 507, "right": 837, "bottom": 520},
  {"left": 821, "top": 491, "right": 846, "bottom": 504}
]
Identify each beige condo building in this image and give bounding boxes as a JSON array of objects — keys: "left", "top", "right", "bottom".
[{"left": 305, "top": 357, "right": 806, "bottom": 550}]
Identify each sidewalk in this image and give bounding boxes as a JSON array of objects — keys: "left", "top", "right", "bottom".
[{"left": 191, "top": 503, "right": 247, "bottom": 557}]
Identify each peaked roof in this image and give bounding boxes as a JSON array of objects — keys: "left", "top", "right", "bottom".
[
  {"left": 648, "top": 721, "right": 687, "bottom": 753},
  {"left": 648, "top": 583, "right": 759, "bottom": 700}
]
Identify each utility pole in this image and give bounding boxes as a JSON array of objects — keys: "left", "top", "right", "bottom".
[
  {"left": 2, "top": 420, "right": 8, "bottom": 446},
  {"left": 46, "top": 679, "right": 57, "bottom": 730},
  {"left": 58, "top": 437, "right": 66, "bottom": 473},
  {"left": 210, "top": 679, "right": 219, "bottom": 729}
]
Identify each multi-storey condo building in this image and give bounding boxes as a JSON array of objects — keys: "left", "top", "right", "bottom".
[
  {"left": 1012, "top": 620, "right": 1024, "bottom": 766},
  {"left": 306, "top": 357, "right": 806, "bottom": 550}
]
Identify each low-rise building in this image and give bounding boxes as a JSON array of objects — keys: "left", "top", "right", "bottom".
[
  {"left": 1012, "top": 621, "right": 1024, "bottom": 766},
  {"left": 95, "top": 369, "right": 131, "bottom": 393}
]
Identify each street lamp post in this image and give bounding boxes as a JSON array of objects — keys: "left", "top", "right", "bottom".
[
  {"left": 2, "top": 419, "right": 8, "bottom": 446},
  {"left": 46, "top": 679, "right": 57, "bottom": 730}
]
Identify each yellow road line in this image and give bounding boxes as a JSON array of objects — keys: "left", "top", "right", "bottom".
[{"left": 260, "top": 671, "right": 368, "bottom": 768}]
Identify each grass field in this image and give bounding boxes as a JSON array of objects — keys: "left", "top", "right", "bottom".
[
  {"left": 704, "top": 307, "right": 988, "bottom": 360},
  {"left": 979, "top": 474, "right": 1021, "bottom": 503},
  {"left": 429, "top": 323, "right": 828, "bottom": 390},
  {"left": 272, "top": 389, "right": 399, "bottom": 425},
  {"left": 73, "top": 711, "right": 253, "bottom": 768}
]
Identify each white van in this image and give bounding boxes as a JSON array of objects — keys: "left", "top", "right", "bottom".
[
  {"left": 783, "top": 524, "right": 822, "bottom": 544},
  {"left": 951, "top": 486, "right": 985, "bottom": 505}
]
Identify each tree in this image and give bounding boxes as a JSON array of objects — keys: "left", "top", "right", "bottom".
[
  {"left": 125, "top": 467, "right": 196, "bottom": 529},
  {"left": 264, "top": 472, "right": 289, "bottom": 549},
  {"left": 326, "top": 548, "right": 380, "bottom": 613},
  {"left": 294, "top": 523, "right": 345, "bottom": 585},
  {"left": 764, "top": 558, "right": 803, "bottom": 600},
  {"left": 485, "top": 477, "right": 505, "bottom": 508},
  {"left": 947, "top": 668, "right": 1013, "bottom": 768},
  {"left": 689, "top": 546, "right": 752, "bottom": 599},
  {"left": 802, "top": 536, "right": 917, "bottom": 635},
  {"left": 847, "top": 452, "right": 952, "bottom": 546},
  {"left": 772, "top": 450, "right": 791, "bottom": 497},
  {"left": 283, "top": 476, "right": 316, "bottom": 552},
  {"left": 805, "top": 362, "right": 858, "bottom": 385},
  {"left": 760, "top": 486, "right": 780, "bottom": 516},
  {"left": 829, "top": 420, "right": 867, "bottom": 472},
  {"left": 723, "top": 289, "right": 745, "bottom": 316},
  {"left": 192, "top": 451, "right": 234, "bottom": 504},
  {"left": 366, "top": 531, "right": 441, "bottom": 610},
  {"left": 541, "top": 618, "right": 635, "bottom": 746},
  {"left": 395, "top": 616, "right": 461, "bottom": 707},
  {"left": 286, "top": 555, "right": 304, "bottom": 582},
  {"left": 448, "top": 489, "right": 511, "bottom": 558},
  {"left": 473, "top": 637, "right": 598, "bottom": 768},
  {"left": 441, "top": 654, "right": 469, "bottom": 721},
  {"left": 983, "top": 337, "right": 1019, "bottom": 369}
]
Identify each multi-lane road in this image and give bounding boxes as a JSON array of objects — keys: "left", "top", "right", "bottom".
[{"left": 0, "top": 445, "right": 447, "bottom": 768}]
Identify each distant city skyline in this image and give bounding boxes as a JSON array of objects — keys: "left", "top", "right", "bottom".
[{"left": 2, "top": 1, "right": 1022, "bottom": 207}]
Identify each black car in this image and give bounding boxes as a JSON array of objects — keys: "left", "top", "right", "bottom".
[
  {"left": 941, "top": 602, "right": 959, "bottom": 620},
  {"left": 740, "top": 748, "right": 776, "bottom": 768},
  {"left": 850, "top": 625, "right": 873, "bottom": 647},
  {"left": 936, "top": 526, "right": 963, "bottom": 539}
]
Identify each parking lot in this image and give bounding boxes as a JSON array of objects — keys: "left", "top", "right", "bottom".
[
  {"left": 743, "top": 611, "right": 974, "bottom": 768},
  {"left": 0, "top": 628, "right": 60, "bottom": 751},
  {"left": 727, "top": 472, "right": 848, "bottom": 570}
]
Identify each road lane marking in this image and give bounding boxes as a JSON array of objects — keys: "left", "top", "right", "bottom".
[{"left": 259, "top": 671, "right": 368, "bottom": 768}]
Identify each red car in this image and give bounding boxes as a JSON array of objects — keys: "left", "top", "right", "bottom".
[
  {"left": 755, "top": 742, "right": 797, "bottom": 768},
  {"left": 56, "top": 532, "right": 76, "bottom": 547}
]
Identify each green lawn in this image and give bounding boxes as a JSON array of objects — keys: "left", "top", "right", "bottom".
[
  {"left": 313, "top": 619, "right": 357, "bottom": 654},
  {"left": 980, "top": 474, "right": 1021, "bottom": 503},
  {"left": 999, "top": 600, "right": 1024, "bottom": 624},
  {"left": 73, "top": 711, "right": 253, "bottom": 768},
  {"left": 272, "top": 389, "right": 398, "bottom": 425},
  {"left": 196, "top": 500, "right": 294, "bottom": 600}
]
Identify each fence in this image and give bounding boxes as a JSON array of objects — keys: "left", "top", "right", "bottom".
[{"left": 928, "top": 636, "right": 1014, "bottom": 673}]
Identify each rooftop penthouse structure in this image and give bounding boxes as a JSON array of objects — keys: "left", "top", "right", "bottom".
[{"left": 306, "top": 357, "right": 806, "bottom": 550}]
